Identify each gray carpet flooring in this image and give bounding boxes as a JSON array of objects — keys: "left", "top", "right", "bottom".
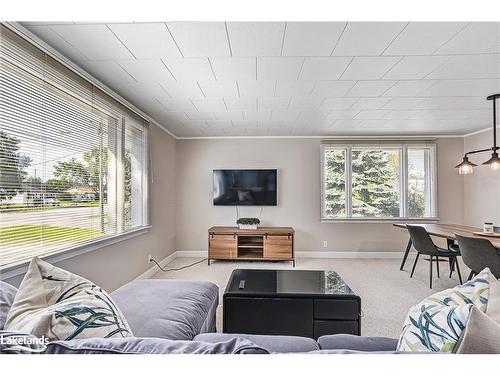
[{"left": 152, "top": 255, "right": 468, "bottom": 338}]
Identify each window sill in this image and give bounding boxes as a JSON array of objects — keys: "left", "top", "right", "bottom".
[
  {"left": 321, "top": 217, "right": 440, "bottom": 224},
  {"left": 0, "top": 226, "right": 151, "bottom": 280}
]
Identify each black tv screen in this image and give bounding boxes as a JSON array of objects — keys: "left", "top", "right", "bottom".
[{"left": 213, "top": 169, "right": 277, "bottom": 206}]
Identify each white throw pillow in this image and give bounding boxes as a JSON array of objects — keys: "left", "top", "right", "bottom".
[
  {"left": 4, "top": 257, "right": 133, "bottom": 341},
  {"left": 397, "top": 268, "right": 500, "bottom": 352}
]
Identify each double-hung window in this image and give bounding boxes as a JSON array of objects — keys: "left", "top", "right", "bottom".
[
  {"left": 321, "top": 142, "right": 437, "bottom": 221},
  {"left": 0, "top": 25, "right": 149, "bottom": 268}
]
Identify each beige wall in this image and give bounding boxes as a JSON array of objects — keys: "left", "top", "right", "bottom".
[
  {"left": 175, "top": 137, "right": 465, "bottom": 254},
  {"left": 4, "top": 124, "right": 177, "bottom": 291},
  {"left": 463, "top": 129, "right": 500, "bottom": 227}
]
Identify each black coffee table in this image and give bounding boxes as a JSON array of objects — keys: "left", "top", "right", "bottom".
[{"left": 223, "top": 269, "right": 361, "bottom": 339}]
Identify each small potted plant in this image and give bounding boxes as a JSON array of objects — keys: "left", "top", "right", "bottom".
[{"left": 236, "top": 217, "right": 260, "bottom": 230}]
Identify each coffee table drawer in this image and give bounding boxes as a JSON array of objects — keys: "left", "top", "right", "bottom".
[
  {"left": 314, "top": 320, "right": 359, "bottom": 338},
  {"left": 314, "top": 299, "right": 359, "bottom": 320}
]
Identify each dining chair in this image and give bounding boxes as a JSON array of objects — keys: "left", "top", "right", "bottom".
[
  {"left": 406, "top": 225, "right": 463, "bottom": 288},
  {"left": 455, "top": 234, "right": 500, "bottom": 280}
]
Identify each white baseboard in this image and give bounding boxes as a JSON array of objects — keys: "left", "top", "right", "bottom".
[{"left": 135, "top": 252, "right": 177, "bottom": 280}]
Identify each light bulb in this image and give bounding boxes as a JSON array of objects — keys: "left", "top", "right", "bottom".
[
  {"left": 490, "top": 159, "right": 500, "bottom": 171},
  {"left": 458, "top": 164, "right": 473, "bottom": 175}
]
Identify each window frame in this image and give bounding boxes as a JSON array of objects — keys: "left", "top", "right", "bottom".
[{"left": 320, "top": 142, "right": 438, "bottom": 223}]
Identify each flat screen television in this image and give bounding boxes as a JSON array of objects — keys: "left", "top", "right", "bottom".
[{"left": 213, "top": 169, "right": 277, "bottom": 206}]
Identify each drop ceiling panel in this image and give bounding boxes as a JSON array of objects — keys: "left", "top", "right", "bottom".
[
  {"left": 214, "top": 111, "right": 244, "bottom": 120},
  {"left": 383, "top": 22, "right": 468, "bottom": 55},
  {"left": 425, "top": 54, "right": 500, "bottom": 80},
  {"left": 275, "top": 81, "right": 315, "bottom": 97},
  {"left": 321, "top": 97, "right": 358, "bottom": 110},
  {"left": 167, "top": 22, "right": 230, "bottom": 57},
  {"left": 118, "top": 59, "right": 175, "bottom": 85},
  {"left": 309, "top": 81, "right": 357, "bottom": 97},
  {"left": 257, "top": 57, "right": 304, "bottom": 80},
  {"left": 28, "top": 25, "right": 89, "bottom": 61},
  {"left": 417, "top": 79, "right": 500, "bottom": 97},
  {"left": 258, "top": 97, "right": 290, "bottom": 110},
  {"left": 198, "top": 81, "right": 238, "bottom": 97},
  {"left": 383, "top": 56, "right": 450, "bottom": 80},
  {"left": 351, "top": 97, "right": 392, "bottom": 110},
  {"left": 210, "top": 58, "right": 256, "bottom": 80},
  {"left": 226, "top": 22, "right": 285, "bottom": 56},
  {"left": 224, "top": 97, "right": 257, "bottom": 110},
  {"left": 341, "top": 57, "right": 401, "bottom": 80},
  {"left": 160, "top": 81, "right": 205, "bottom": 98},
  {"left": 332, "top": 22, "right": 407, "bottom": 56},
  {"left": 108, "top": 23, "right": 182, "bottom": 58},
  {"left": 436, "top": 22, "right": 500, "bottom": 54},
  {"left": 299, "top": 57, "right": 352, "bottom": 80},
  {"left": 76, "top": 60, "right": 136, "bottom": 87},
  {"left": 345, "top": 81, "right": 397, "bottom": 97},
  {"left": 191, "top": 98, "right": 227, "bottom": 111},
  {"left": 282, "top": 22, "right": 346, "bottom": 56},
  {"left": 243, "top": 110, "right": 272, "bottom": 120},
  {"left": 49, "top": 24, "right": 135, "bottom": 60},
  {"left": 382, "top": 80, "right": 438, "bottom": 97},
  {"left": 238, "top": 81, "right": 276, "bottom": 97},
  {"left": 162, "top": 58, "right": 215, "bottom": 81}
]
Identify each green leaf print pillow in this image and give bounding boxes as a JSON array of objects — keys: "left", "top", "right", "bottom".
[
  {"left": 397, "top": 268, "right": 500, "bottom": 352},
  {"left": 4, "top": 257, "right": 133, "bottom": 341}
]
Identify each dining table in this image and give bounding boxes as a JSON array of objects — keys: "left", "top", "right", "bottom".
[{"left": 393, "top": 223, "right": 500, "bottom": 270}]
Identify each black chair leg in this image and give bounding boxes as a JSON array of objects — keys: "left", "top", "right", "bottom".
[
  {"left": 429, "top": 256, "right": 433, "bottom": 289},
  {"left": 410, "top": 252, "right": 420, "bottom": 278},
  {"left": 467, "top": 271, "right": 475, "bottom": 281},
  {"left": 455, "top": 258, "right": 463, "bottom": 284},
  {"left": 449, "top": 258, "right": 454, "bottom": 278},
  {"left": 436, "top": 257, "right": 440, "bottom": 278}
]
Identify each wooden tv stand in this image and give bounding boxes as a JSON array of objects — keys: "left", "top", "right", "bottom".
[{"left": 208, "top": 226, "right": 295, "bottom": 266}]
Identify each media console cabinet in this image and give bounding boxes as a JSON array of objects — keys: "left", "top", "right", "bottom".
[{"left": 208, "top": 226, "right": 295, "bottom": 266}]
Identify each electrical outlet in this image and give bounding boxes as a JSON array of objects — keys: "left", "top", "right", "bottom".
[
  {"left": 148, "top": 254, "right": 153, "bottom": 263},
  {"left": 323, "top": 241, "right": 328, "bottom": 248}
]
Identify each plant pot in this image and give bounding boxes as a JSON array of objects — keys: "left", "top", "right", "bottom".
[{"left": 238, "top": 224, "right": 258, "bottom": 230}]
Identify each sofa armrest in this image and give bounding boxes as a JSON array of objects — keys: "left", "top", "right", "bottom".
[{"left": 318, "top": 334, "right": 398, "bottom": 352}]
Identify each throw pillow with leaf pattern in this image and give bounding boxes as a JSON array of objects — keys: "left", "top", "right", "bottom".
[
  {"left": 397, "top": 268, "right": 500, "bottom": 352},
  {"left": 4, "top": 257, "right": 133, "bottom": 341}
]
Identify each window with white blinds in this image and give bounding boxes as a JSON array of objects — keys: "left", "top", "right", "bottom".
[{"left": 0, "top": 25, "right": 149, "bottom": 268}]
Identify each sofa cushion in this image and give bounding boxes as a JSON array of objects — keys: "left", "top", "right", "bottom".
[
  {"left": 4, "top": 257, "right": 133, "bottom": 341},
  {"left": 397, "top": 268, "right": 499, "bottom": 353},
  {"left": 111, "top": 279, "right": 218, "bottom": 341},
  {"left": 194, "top": 333, "right": 319, "bottom": 353},
  {"left": 454, "top": 306, "right": 500, "bottom": 354},
  {"left": 318, "top": 334, "right": 398, "bottom": 352},
  {"left": 0, "top": 281, "right": 17, "bottom": 330},
  {"left": 45, "top": 336, "right": 268, "bottom": 354}
]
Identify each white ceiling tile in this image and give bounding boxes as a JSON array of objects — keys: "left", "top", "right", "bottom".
[
  {"left": 206, "top": 120, "right": 233, "bottom": 127},
  {"left": 210, "top": 58, "right": 256, "bottom": 80},
  {"left": 214, "top": 111, "right": 244, "bottom": 120},
  {"left": 77, "top": 60, "right": 136, "bottom": 86},
  {"left": 325, "top": 110, "right": 361, "bottom": 120},
  {"left": 354, "top": 110, "right": 391, "bottom": 119},
  {"left": 309, "top": 81, "right": 357, "bottom": 97},
  {"left": 153, "top": 111, "right": 188, "bottom": 123},
  {"left": 258, "top": 120, "right": 285, "bottom": 128},
  {"left": 257, "top": 57, "right": 304, "bottom": 80},
  {"left": 383, "top": 22, "right": 468, "bottom": 55},
  {"left": 382, "top": 80, "right": 438, "bottom": 97},
  {"left": 332, "top": 22, "right": 407, "bottom": 56},
  {"left": 299, "top": 57, "right": 352, "bottom": 80},
  {"left": 160, "top": 81, "right": 205, "bottom": 98},
  {"left": 232, "top": 120, "right": 259, "bottom": 128},
  {"left": 258, "top": 97, "right": 290, "bottom": 110},
  {"left": 185, "top": 111, "right": 216, "bottom": 120},
  {"left": 226, "top": 22, "right": 285, "bottom": 56},
  {"left": 157, "top": 97, "right": 197, "bottom": 111},
  {"left": 351, "top": 97, "right": 392, "bottom": 110},
  {"left": 341, "top": 57, "right": 401, "bottom": 80},
  {"left": 383, "top": 56, "right": 450, "bottom": 79},
  {"left": 417, "top": 79, "right": 500, "bottom": 97},
  {"left": 289, "top": 97, "right": 324, "bottom": 110},
  {"left": 436, "top": 22, "right": 500, "bottom": 54},
  {"left": 425, "top": 55, "right": 500, "bottom": 80},
  {"left": 271, "top": 111, "right": 301, "bottom": 121},
  {"left": 191, "top": 98, "right": 227, "bottom": 111},
  {"left": 238, "top": 81, "right": 276, "bottom": 97},
  {"left": 243, "top": 111, "right": 272, "bottom": 120},
  {"left": 321, "top": 98, "right": 358, "bottom": 110},
  {"left": 346, "top": 81, "right": 396, "bottom": 97},
  {"left": 49, "top": 24, "right": 135, "bottom": 60},
  {"left": 167, "top": 22, "right": 230, "bottom": 57},
  {"left": 198, "top": 81, "right": 238, "bottom": 97},
  {"left": 268, "top": 128, "right": 293, "bottom": 136},
  {"left": 224, "top": 97, "right": 257, "bottom": 110},
  {"left": 162, "top": 58, "right": 215, "bottom": 81},
  {"left": 282, "top": 22, "right": 346, "bottom": 56},
  {"left": 275, "top": 81, "right": 315, "bottom": 97},
  {"left": 27, "top": 25, "right": 90, "bottom": 61},
  {"left": 107, "top": 23, "right": 181, "bottom": 58},
  {"left": 383, "top": 96, "right": 489, "bottom": 110},
  {"left": 118, "top": 59, "right": 175, "bottom": 85}
]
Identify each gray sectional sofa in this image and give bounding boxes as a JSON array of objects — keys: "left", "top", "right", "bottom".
[{"left": 0, "top": 278, "right": 398, "bottom": 354}]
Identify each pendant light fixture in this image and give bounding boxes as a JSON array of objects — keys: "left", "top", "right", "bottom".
[{"left": 455, "top": 93, "right": 500, "bottom": 174}]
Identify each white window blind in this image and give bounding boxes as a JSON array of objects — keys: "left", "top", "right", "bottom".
[{"left": 0, "top": 25, "right": 149, "bottom": 268}]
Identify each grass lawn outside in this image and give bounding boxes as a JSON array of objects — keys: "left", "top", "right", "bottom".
[
  {"left": 0, "top": 201, "right": 100, "bottom": 213},
  {"left": 0, "top": 225, "right": 102, "bottom": 245}
]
